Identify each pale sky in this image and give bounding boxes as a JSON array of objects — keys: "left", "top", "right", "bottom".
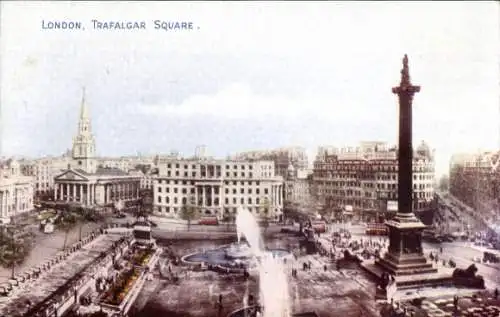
[{"left": 1, "top": 1, "right": 499, "bottom": 176}]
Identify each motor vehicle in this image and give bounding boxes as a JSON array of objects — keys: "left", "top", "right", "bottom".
[
  {"left": 198, "top": 216, "right": 218, "bottom": 225},
  {"left": 483, "top": 251, "right": 500, "bottom": 263},
  {"left": 440, "top": 235, "right": 455, "bottom": 242},
  {"left": 114, "top": 213, "right": 126, "bottom": 219},
  {"left": 149, "top": 220, "right": 158, "bottom": 227}
]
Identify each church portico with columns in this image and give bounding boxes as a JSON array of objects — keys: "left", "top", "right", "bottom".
[{"left": 53, "top": 168, "right": 141, "bottom": 208}]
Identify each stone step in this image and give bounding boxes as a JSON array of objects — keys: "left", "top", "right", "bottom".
[
  {"left": 376, "top": 258, "right": 437, "bottom": 276},
  {"left": 396, "top": 276, "right": 454, "bottom": 289},
  {"left": 394, "top": 267, "right": 440, "bottom": 276}
]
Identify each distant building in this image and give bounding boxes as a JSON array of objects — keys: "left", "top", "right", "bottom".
[
  {"left": 0, "top": 159, "right": 34, "bottom": 223},
  {"left": 284, "top": 163, "right": 313, "bottom": 213},
  {"left": 53, "top": 90, "right": 141, "bottom": 210},
  {"left": 129, "top": 166, "right": 158, "bottom": 190},
  {"left": 97, "top": 155, "right": 155, "bottom": 172},
  {"left": 153, "top": 156, "right": 284, "bottom": 221},
  {"left": 449, "top": 150, "right": 500, "bottom": 217},
  {"left": 19, "top": 156, "right": 71, "bottom": 201},
  {"left": 312, "top": 141, "right": 435, "bottom": 221},
  {"left": 229, "top": 147, "right": 308, "bottom": 178}
]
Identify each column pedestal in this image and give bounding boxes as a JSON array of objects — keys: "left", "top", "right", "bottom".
[{"left": 375, "top": 213, "right": 435, "bottom": 276}]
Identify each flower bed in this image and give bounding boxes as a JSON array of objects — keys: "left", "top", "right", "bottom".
[
  {"left": 130, "top": 246, "right": 155, "bottom": 267},
  {"left": 100, "top": 268, "right": 140, "bottom": 306}
]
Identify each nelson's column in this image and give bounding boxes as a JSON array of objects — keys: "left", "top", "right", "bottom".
[{"left": 372, "top": 55, "right": 450, "bottom": 290}]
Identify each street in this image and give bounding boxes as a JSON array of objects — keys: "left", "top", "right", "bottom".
[
  {"left": 0, "top": 220, "right": 102, "bottom": 283},
  {"left": 422, "top": 241, "right": 500, "bottom": 287},
  {"left": 329, "top": 223, "right": 500, "bottom": 289}
]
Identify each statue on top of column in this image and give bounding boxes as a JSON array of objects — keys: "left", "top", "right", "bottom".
[{"left": 400, "top": 54, "right": 411, "bottom": 87}]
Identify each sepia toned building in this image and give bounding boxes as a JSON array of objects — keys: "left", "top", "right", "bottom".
[
  {"left": 0, "top": 159, "right": 34, "bottom": 223},
  {"left": 449, "top": 150, "right": 500, "bottom": 216},
  {"left": 230, "top": 147, "right": 308, "bottom": 178},
  {"left": 284, "top": 164, "right": 312, "bottom": 204},
  {"left": 53, "top": 90, "right": 141, "bottom": 209},
  {"left": 97, "top": 155, "right": 155, "bottom": 172},
  {"left": 19, "top": 156, "right": 72, "bottom": 201},
  {"left": 312, "top": 141, "right": 435, "bottom": 221},
  {"left": 153, "top": 155, "right": 284, "bottom": 221}
]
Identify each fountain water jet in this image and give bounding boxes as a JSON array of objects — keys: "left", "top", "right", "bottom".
[
  {"left": 235, "top": 206, "right": 291, "bottom": 317},
  {"left": 235, "top": 206, "right": 264, "bottom": 257}
]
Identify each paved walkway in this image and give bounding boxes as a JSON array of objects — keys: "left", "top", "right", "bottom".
[
  {"left": 0, "top": 222, "right": 102, "bottom": 283},
  {"left": 0, "top": 234, "right": 123, "bottom": 317}
]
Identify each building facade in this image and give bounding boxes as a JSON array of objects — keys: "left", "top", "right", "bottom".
[
  {"left": 97, "top": 155, "right": 155, "bottom": 172},
  {"left": 20, "top": 156, "right": 71, "bottom": 201},
  {"left": 0, "top": 160, "right": 34, "bottom": 223},
  {"left": 129, "top": 167, "right": 157, "bottom": 190},
  {"left": 230, "top": 147, "right": 309, "bottom": 178},
  {"left": 53, "top": 90, "right": 141, "bottom": 209},
  {"left": 449, "top": 150, "right": 500, "bottom": 217},
  {"left": 312, "top": 141, "right": 435, "bottom": 221},
  {"left": 153, "top": 158, "right": 284, "bottom": 221},
  {"left": 284, "top": 167, "right": 312, "bottom": 204}
]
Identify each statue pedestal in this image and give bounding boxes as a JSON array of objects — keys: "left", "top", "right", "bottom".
[
  {"left": 375, "top": 213, "right": 436, "bottom": 276},
  {"left": 361, "top": 213, "right": 453, "bottom": 295}
]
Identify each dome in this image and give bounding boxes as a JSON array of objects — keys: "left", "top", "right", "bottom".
[
  {"left": 8, "top": 159, "right": 20, "bottom": 168},
  {"left": 287, "top": 163, "right": 295, "bottom": 172},
  {"left": 416, "top": 141, "right": 431, "bottom": 157}
]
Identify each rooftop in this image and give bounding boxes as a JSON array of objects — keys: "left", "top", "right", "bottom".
[{"left": 75, "top": 167, "right": 130, "bottom": 176}]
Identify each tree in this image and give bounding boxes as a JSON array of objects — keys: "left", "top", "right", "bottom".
[
  {"left": 57, "top": 206, "right": 84, "bottom": 250},
  {"left": 260, "top": 197, "right": 271, "bottom": 233},
  {"left": 0, "top": 223, "right": 33, "bottom": 278},
  {"left": 223, "top": 211, "right": 236, "bottom": 231},
  {"left": 136, "top": 190, "right": 154, "bottom": 219},
  {"left": 180, "top": 195, "right": 198, "bottom": 231}
]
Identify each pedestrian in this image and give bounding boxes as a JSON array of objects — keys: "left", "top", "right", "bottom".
[
  {"left": 453, "top": 295, "right": 459, "bottom": 311},
  {"left": 494, "top": 288, "right": 499, "bottom": 300}
]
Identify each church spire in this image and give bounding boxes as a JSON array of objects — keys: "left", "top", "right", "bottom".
[
  {"left": 72, "top": 87, "right": 96, "bottom": 173},
  {"left": 80, "top": 87, "right": 88, "bottom": 119}
]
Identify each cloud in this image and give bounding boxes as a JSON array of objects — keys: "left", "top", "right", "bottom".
[
  {"left": 136, "top": 82, "right": 387, "bottom": 124},
  {"left": 138, "top": 83, "right": 306, "bottom": 119}
]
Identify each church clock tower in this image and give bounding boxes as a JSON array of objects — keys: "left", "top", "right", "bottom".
[{"left": 72, "top": 88, "right": 97, "bottom": 173}]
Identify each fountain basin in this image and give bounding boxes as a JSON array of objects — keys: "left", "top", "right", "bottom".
[
  {"left": 227, "top": 306, "right": 319, "bottom": 317},
  {"left": 182, "top": 243, "right": 292, "bottom": 270}
]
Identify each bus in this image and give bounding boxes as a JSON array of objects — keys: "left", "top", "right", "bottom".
[
  {"left": 483, "top": 251, "right": 500, "bottom": 263},
  {"left": 198, "top": 216, "right": 219, "bottom": 226},
  {"left": 365, "top": 223, "right": 387, "bottom": 236},
  {"left": 311, "top": 221, "right": 327, "bottom": 233}
]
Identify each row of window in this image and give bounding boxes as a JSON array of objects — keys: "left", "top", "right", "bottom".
[
  {"left": 329, "top": 199, "right": 433, "bottom": 209},
  {"left": 156, "top": 179, "right": 265, "bottom": 186},
  {"left": 317, "top": 189, "right": 434, "bottom": 199},
  {"left": 156, "top": 206, "right": 279, "bottom": 214},
  {"left": 317, "top": 182, "right": 433, "bottom": 190},
  {"left": 314, "top": 173, "right": 434, "bottom": 180},
  {"left": 314, "top": 164, "right": 434, "bottom": 171},
  {"left": 156, "top": 187, "right": 273, "bottom": 196},
  {"left": 164, "top": 163, "right": 277, "bottom": 171},
  {"left": 157, "top": 196, "right": 271, "bottom": 206},
  {"left": 167, "top": 163, "right": 253, "bottom": 170}
]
